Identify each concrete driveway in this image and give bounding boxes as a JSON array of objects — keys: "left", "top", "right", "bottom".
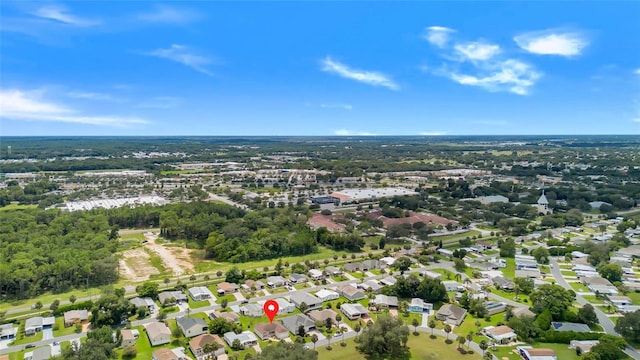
[{"left": 42, "top": 329, "right": 53, "bottom": 341}]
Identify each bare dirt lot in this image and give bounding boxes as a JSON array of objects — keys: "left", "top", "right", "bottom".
[
  {"left": 119, "top": 248, "right": 160, "bottom": 282},
  {"left": 144, "top": 232, "right": 195, "bottom": 276}
]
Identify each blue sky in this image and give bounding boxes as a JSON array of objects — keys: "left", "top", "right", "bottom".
[{"left": 1, "top": 1, "right": 639, "bottom": 136}]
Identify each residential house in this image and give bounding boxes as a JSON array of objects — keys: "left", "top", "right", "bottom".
[
  {"left": 280, "top": 314, "right": 316, "bottom": 335},
  {"left": 268, "top": 298, "right": 295, "bottom": 314},
  {"left": 492, "top": 276, "right": 515, "bottom": 291},
  {"left": 0, "top": 324, "right": 17, "bottom": 341},
  {"left": 63, "top": 310, "right": 88, "bottom": 327},
  {"left": 551, "top": 322, "right": 591, "bottom": 333},
  {"left": 379, "top": 276, "right": 397, "bottom": 286},
  {"left": 239, "top": 304, "right": 263, "bottom": 318},
  {"left": 336, "top": 284, "right": 365, "bottom": 301},
  {"left": 515, "top": 259, "right": 538, "bottom": 271},
  {"left": 151, "top": 348, "right": 189, "bottom": 360},
  {"left": 254, "top": 322, "right": 289, "bottom": 341},
  {"left": 371, "top": 294, "right": 398, "bottom": 308},
  {"left": 24, "top": 346, "right": 51, "bottom": 360},
  {"left": 582, "top": 277, "right": 619, "bottom": 296},
  {"left": 209, "top": 311, "right": 240, "bottom": 323},
  {"left": 216, "top": 282, "right": 239, "bottom": 295},
  {"left": 484, "top": 302, "right": 507, "bottom": 315},
  {"left": 120, "top": 329, "right": 139, "bottom": 348},
  {"left": 343, "top": 262, "right": 361, "bottom": 272},
  {"left": 607, "top": 296, "right": 632, "bottom": 308},
  {"left": 435, "top": 304, "right": 467, "bottom": 326},
  {"left": 189, "top": 334, "right": 226, "bottom": 359},
  {"left": 380, "top": 257, "right": 396, "bottom": 266},
  {"left": 242, "top": 280, "right": 265, "bottom": 291},
  {"left": 176, "top": 317, "right": 208, "bottom": 338},
  {"left": 340, "top": 303, "right": 369, "bottom": 320},
  {"left": 158, "top": 291, "right": 187, "bottom": 306},
  {"left": 408, "top": 298, "right": 432, "bottom": 313},
  {"left": 308, "top": 309, "right": 338, "bottom": 325},
  {"left": 442, "top": 281, "right": 464, "bottom": 292},
  {"left": 130, "top": 297, "right": 155, "bottom": 312},
  {"left": 484, "top": 325, "right": 517, "bottom": 344},
  {"left": 517, "top": 347, "right": 557, "bottom": 360},
  {"left": 569, "top": 340, "right": 599, "bottom": 354},
  {"left": 188, "top": 286, "right": 214, "bottom": 301},
  {"left": 359, "top": 280, "right": 383, "bottom": 293},
  {"left": 290, "top": 292, "right": 322, "bottom": 311},
  {"left": 289, "top": 273, "right": 309, "bottom": 284},
  {"left": 223, "top": 331, "right": 258, "bottom": 348},
  {"left": 512, "top": 307, "right": 536, "bottom": 318},
  {"left": 362, "top": 260, "right": 381, "bottom": 271},
  {"left": 314, "top": 289, "right": 339, "bottom": 302},
  {"left": 515, "top": 269, "right": 540, "bottom": 278},
  {"left": 324, "top": 266, "right": 342, "bottom": 276},
  {"left": 24, "top": 316, "right": 54, "bottom": 336},
  {"left": 145, "top": 322, "right": 171, "bottom": 346},
  {"left": 308, "top": 269, "right": 324, "bottom": 280},
  {"left": 420, "top": 270, "right": 443, "bottom": 280},
  {"left": 266, "top": 276, "right": 287, "bottom": 288}
]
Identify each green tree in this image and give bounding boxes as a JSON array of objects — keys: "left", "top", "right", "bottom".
[
  {"left": 453, "top": 258, "right": 466, "bottom": 272},
  {"left": 514, "top": 277, "right": 534, "bottom": 295},
  {"left": 299, "top": 302, "right": 309, "bottom": 314},
  {"left": 599, "top": 264, "right": 623, "bottom": 283},
  {"left": 498, "top": 238, "right": 516, "bottom": 258},
  {"left": 355, "top": 315, "right": 410, "bottom": 360},
  {"left": 444, "top": 324, "right": 452, "bottom": 341},
  {"left": 577, "top": 304, "right": 598, "bottom": 325},
  {"left": 393, "top": 257, "right": 413, "bottom": 272},
  {"left": 530, "top": 284, "right": 575, "bottom": 320},
  {"left": 311, "top": 333, "right": 318, "bottom": 350},
  {"left": 225, "top": 266, "right": 244, "bottom": 283},
  {"left": 256, "top": 341, "right": 318, "bottom": 360},
  {"left": 50, "top": 299, "right": 60, "bottom": 312},
  {"left": 34, "top": 301, "right": 42, "bottom": 310},
  {"left": 221, "top": 298, "right": 229, "bottom": 309},
  {"left": 417, "top": 278, "right": 447, "bottom": 303},
  {"left": 532, "top": 247, "right": 550, "bottom": 264},
  {"left": 411, "top": 318, "right": 419, "bottom": 334},
  {"left": 479, "top": 340, "right": 488, "bottom": 357},
  {"left": 429, "top": 319, "right": 436, "bottom": 336},
  {"left": 69, "top": 295, "right": 77, "bottom": 304},
  {"left": 589, "top": 334, "right": 628, "bottom": 360},
  {"left": 136, "top": 281, "right": 159, "bottom": 299},
  {"left": 615, "top": 310, "right": 640, "bottom": 344},
  {"left": 457, "top": 335, "right": 466, "bottom": 350}
]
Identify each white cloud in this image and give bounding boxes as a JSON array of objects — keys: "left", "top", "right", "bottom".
[
  {"left": 447, "top": 59, "right": 541, "bottom": 95},
  {"left": 423, "top": 26, "right": 456, "bottom": 48},
  {"left": 454, "top": 41, "right": 501, "bottom": 61},
  {"left": 141, "top": 44, "right": 214, "bottom": 76},
  {"left": 514, "top": 30, "right": 588, "bottom": 57},
  {"left": 31, "top": 5, "right": 100, "bottom": 26},
  {"left": 320, "top": 104, "right": 353, "bottom": 110},
  {"left": 136, "top": 5, "right": 202, "bottom": 24},
  {"left": 635, "top": 68, "right": 640, "bottom": 75},
  {"left": 66, "top": 91, "right": 123, "bottom": 102},
  {"left": 333, "top": 129, "right": 376, "bottom": 136},
  {"left": 633, "top": 118, "right": 640, "bottom": 123},
  {"left": 320, "top": 57, "right": 399, "bottom": 90},
  {"left": 0, "top": 89, "right": 147, "bottom": 127},
  {"left": 419, "top": 131, "right": 446, "bottom": 136}
]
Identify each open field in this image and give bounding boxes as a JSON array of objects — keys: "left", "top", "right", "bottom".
[
  {"left": 316, "top": 334, "right": 481, "bottom": 359},
  {"left": 0, "top": 204, "right": 37, "bottom": 211}
]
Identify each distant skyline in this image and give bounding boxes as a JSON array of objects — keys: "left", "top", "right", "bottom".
[{"left": 1, "top": 1, "right": 639, "bottom": 136}]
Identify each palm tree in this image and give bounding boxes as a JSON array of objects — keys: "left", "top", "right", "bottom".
[
  {"left": 428, "top": 319, "right": 436, "bottom": 336},
  {"left": 164, "top": 277, "right": 170, "bottom": 290},
  {"left": 354, "top": 323, "right": 362, "bottom": 334},
  {"left": 474, "top": 320, "right": 482, "bottom": 334},
  {"left": 203, "top": 274, "right": 210, "bottom": 286},
  {"left": 479, "top": 340, "right": 488, "bottom": 357},
  {"left": 335, "top": 314, "right": 342, "bottom": 328},
  {"left": 411, "top": 318, "right": 419, "bottom": 334},
  {"left": 454, "top": 273, "right": 462, "bottom": 282},
  {"left": 466, "top": 331, "right": 473, "bottom": 350},
  {"left": 310, "top": 333, "right": 318, "bottom": 350},
  {"left": 457, "top": 335, "right": 465, "bottom": 350},
  {"left": 444, "top": 324, "right": 452, "bottom": 341},
  {"left": 341, "top": 325, "right": 347, "bottom": 344}
]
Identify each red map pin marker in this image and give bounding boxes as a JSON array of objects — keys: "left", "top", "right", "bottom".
[{"left": 264, "top": 299, "right": 279, "bottom": 323}]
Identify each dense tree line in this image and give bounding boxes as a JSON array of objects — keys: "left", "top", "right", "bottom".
[{"left": 0, "top": 209, "right": 119, "bottom": 299}]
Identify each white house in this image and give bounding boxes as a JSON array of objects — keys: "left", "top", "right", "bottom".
[
  {"left": 314, "top": 289, "right": 339, "bottom": 302},
  {"left": 188, "top": 286, "right": 214, "bottom": 301}
]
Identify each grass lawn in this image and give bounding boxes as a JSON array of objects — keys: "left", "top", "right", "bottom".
[
  {"left": 53, "top": 316, "right": 78, "bottom": 337},
  {"left": 215, "top": 294, "right": 236, "bottom": 305},
  {"left": 189, "top": 300, "right": 210, "bottom": 309},
  {"left": 582, "top": 295, "right": 604, "bottom": 305},
  {"left": 491, "top": 288, "right": 530, "bottom": 305},
  {"left": 490, "top": 342, "right": 580, "bottom": 360},
  {"left": 294, "top": 283, "right": 311, "bottom": 290},
  {"left": 431, "top": 230, "right": 481, "bottom": 242},
  {"left": 349, "top": 272, "right": 364, "bottom": 279},
  {"left": 315, "top": 334, "right": 481, "bottom": 359},
  {"left": 0, "top": 203, "right": 38, "bottom": 211},
  {"left": 12, "top": 330, "right": 42, "bottom": 345},
  {"left": 569, "top": 282, "right": 589, "bottom": 292},
  {"left": 0, "top": 288, "right": 98, "bottom": 312},
  {"left": 502, "top": 258, "right": 516, "bottom": 279},
  {"left": 453, "top": 313, "right": 506, "bottom": 344},
  {"left": 626, "top": 291, "right": 640, "bottom": 305}
]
